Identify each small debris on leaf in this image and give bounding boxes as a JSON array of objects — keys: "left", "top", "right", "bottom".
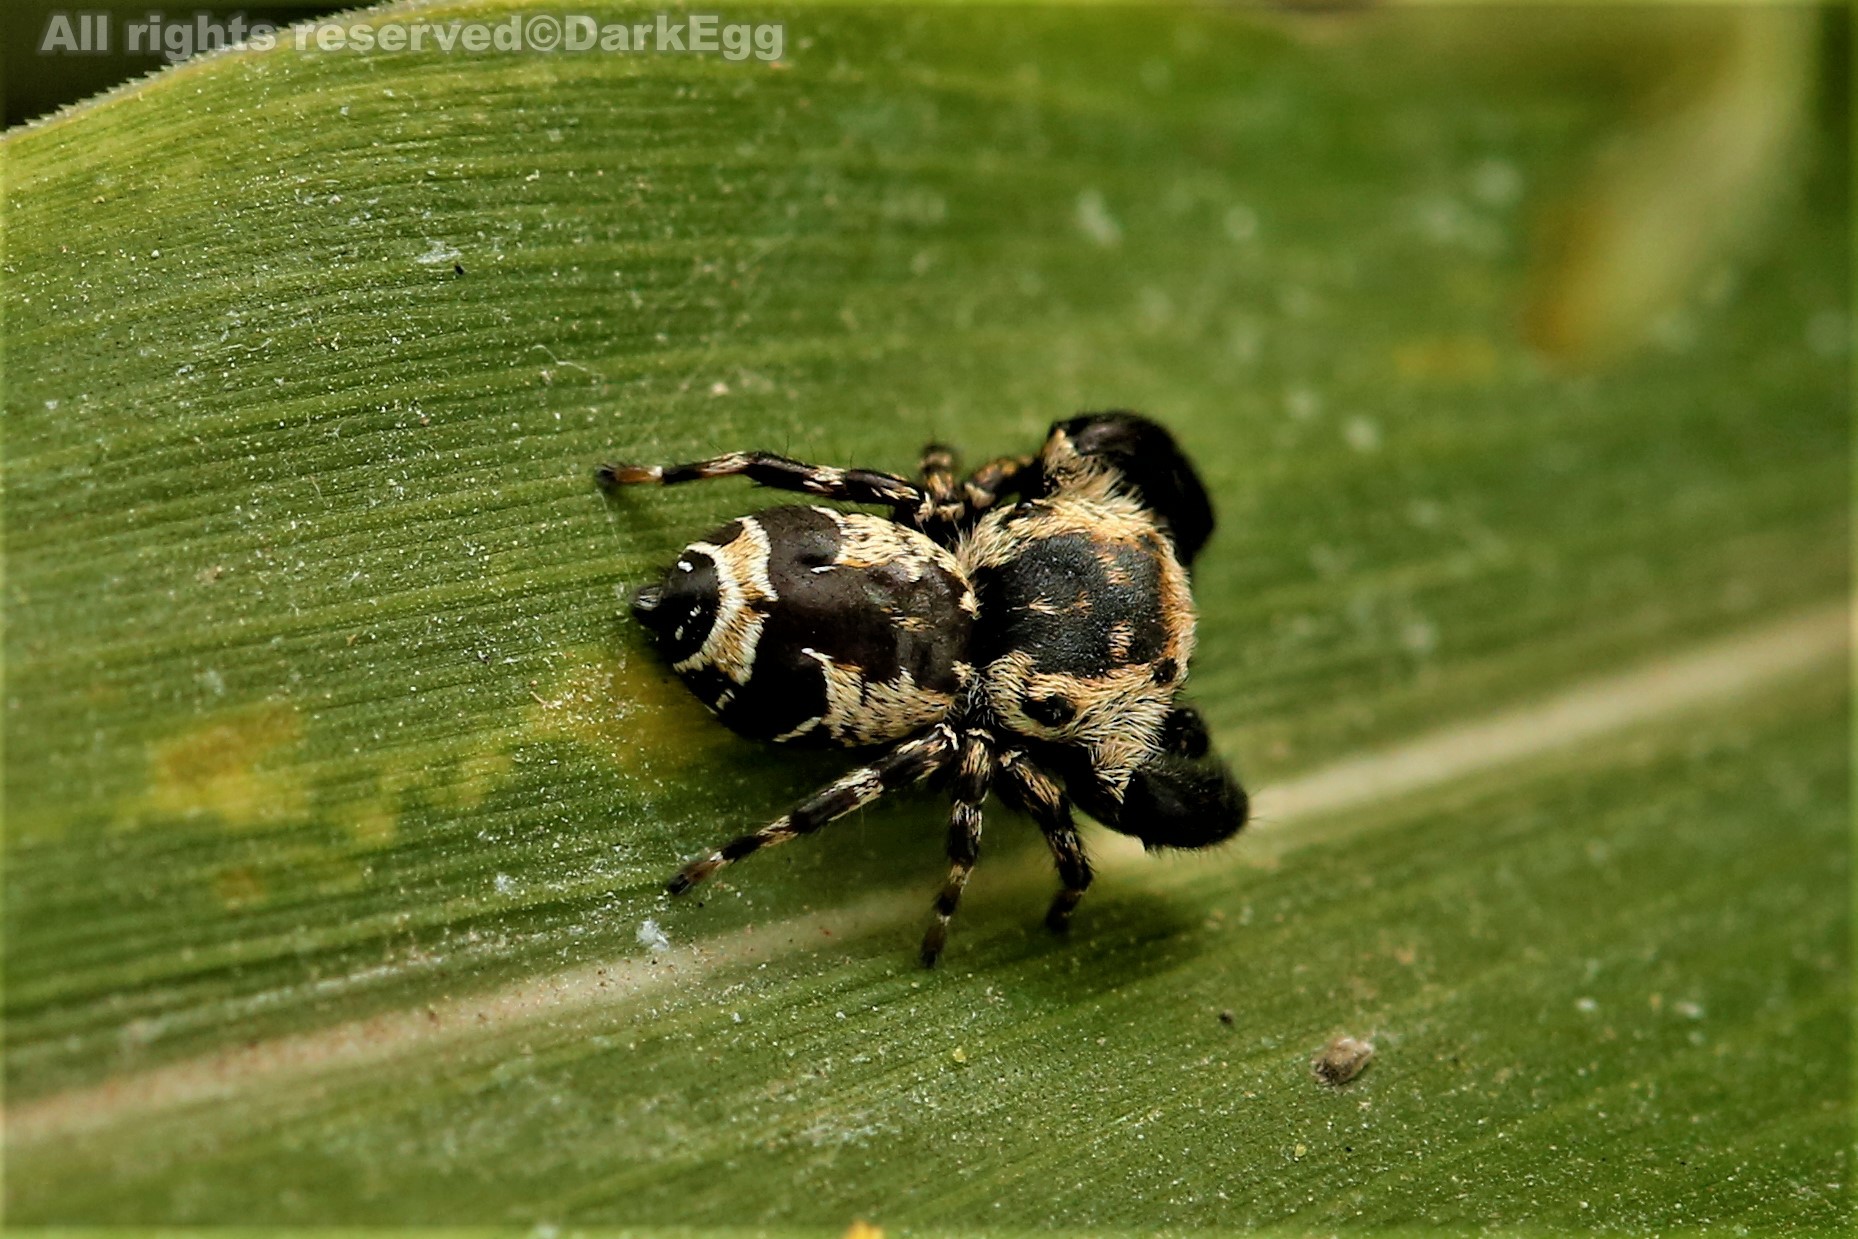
[{"left": 1313, "top": 1034, "right": 1375, "bottom": 1086}]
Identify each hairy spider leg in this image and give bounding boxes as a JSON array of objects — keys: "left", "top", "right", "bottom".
[
  {"left": 911, "top": 444, "right": 1038, "bottom": 539},
  {"left": 997, "top": 750, "right": 1094, "bottom": 933},
  {"left": 920, "top": 729, "right": 994, "bottom": 967},
  {"left": 961, "top": 453, "right": 1036, "bottom": 513},
  {"left": 918, "top": 442, "right": 961, "bottom": 504},
  {"left": 915, "top": 441, "right": 980, "bottom": 535},
  {"left": 665, "top": 724, "right": 957, "bottom": 895},
  {"left": 599, "top": 450, "right": 927, "bottom": 510}
]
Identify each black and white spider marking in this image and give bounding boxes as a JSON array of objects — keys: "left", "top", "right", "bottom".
[{"left": 599, "top": 411, "right": 1248, "bottom": 965}]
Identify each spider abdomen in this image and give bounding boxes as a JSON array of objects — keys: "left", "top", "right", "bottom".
[{"left": 634, "top": 504, "right": 978, "bottom": 746}]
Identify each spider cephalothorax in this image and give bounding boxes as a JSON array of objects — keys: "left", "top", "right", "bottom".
[{"left": 599, "top": 412, "right": 1248, "bottom": 965}]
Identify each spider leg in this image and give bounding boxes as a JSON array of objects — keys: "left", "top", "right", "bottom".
[
  {"left": 914, "top": 441, "right": 995, "bottom": 536},
  {"left": 908, "top": 447, "right": 1037, "bottom": 539},
  {"left": 916, "top": 442, "right": 968, "bottom": 532},
  {"left": 960, "top": 453, "right": 1036, "bottom": 514},
  {"left": 920, "top": 729, "right": 994, "bottom": 967},
  {"left": 919, "top": 443, "right": 960, "bottom": 501},
  {"left": 666, "top": 724, "right": 956, "bottom": 895},
  {"left": 998, "top": 749, "right": 1094, "bottom": 934},
  {"left": 599, "top": 450, "right": 927, "bottom": 510}
]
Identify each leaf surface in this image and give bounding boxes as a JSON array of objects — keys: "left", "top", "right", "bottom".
[{"left": 3, "top": 1, "right": 1848, "bottom": 1229}]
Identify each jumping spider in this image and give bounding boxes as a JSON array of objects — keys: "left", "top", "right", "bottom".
[{"left": 599, "top": 412, "right": 1248, "bottom": 965}]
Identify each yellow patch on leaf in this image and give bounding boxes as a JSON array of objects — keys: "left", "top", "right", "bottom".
[
  {"left": 145, "top": 703, "right": 307, "bottom": 829},
  {"left": 525, "top": 643, "right": 731, "bottom": 774}
]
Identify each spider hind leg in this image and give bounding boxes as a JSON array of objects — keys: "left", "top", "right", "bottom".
[{"left": 665, "top": 725, "right": 956, "bottom": 895}]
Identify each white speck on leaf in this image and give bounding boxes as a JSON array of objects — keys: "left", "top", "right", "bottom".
[
  {"left": 636, "top": 918, "right": 670, "bottom": 954},
  {"left": 1075, "top": 189, "right": 1121, "bottom": 247},
  {"left": 1401, "top": 619, "right": 1439, "bottom": 656},
  {"left": 416, "top": 239, "right": 462, "bottom": 266},
  {"left": 1471, "top": 158, "right": 1523, "bottom": 207},
  {"left": 1344, "top": 416, "right": 1382, "bottom": 453},
  {"left": 1285, "top": 386, "right": 1321, "bottom": 422}
]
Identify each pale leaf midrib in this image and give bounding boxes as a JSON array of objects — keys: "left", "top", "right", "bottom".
[{"left": 6, "top": 598, "right": 1844, "bottom": 1147}]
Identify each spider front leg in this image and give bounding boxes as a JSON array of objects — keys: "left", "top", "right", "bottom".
[
  {"left": 998, "top": 750, "right": 1094, "bottom": 934},
  {"left": 599, "top": 449, "right": 927, "bottom": 510},
  {"left": 666, "top": 725, "right": 956, "bottom": 895},
  {"left": 920, "top": 729, "right": 994, "bottom": 967}
]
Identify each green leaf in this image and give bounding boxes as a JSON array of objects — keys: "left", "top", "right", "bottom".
[{"left": 4, "top": 1, "right": 1847, "bottom": 1230}]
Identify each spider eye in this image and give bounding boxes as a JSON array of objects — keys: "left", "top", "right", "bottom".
[
  {"left": 1113, "top": 753, "right": 1248, "bottom": 851},
  {"left": 635, "top": 551, "right": 720, "bottom": 660}
]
